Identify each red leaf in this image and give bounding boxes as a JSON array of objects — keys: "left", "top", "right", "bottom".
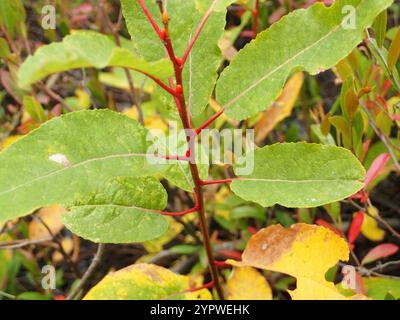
[
  {"left": 381, "top": 79, "right": 392, "bottom": 97},
  {"left": 217, "top": 249, "right": 242, "bottom": 260},
  {"left": 361, "top": 243, "right": 399, "bottom": 265},
  {"left": 348, "top": 212, "right": 364, "bottom": 245},
  {"left": 392, "top": 114, "right": 400, "bottom": 121},
  {"left": 247, "top": 226, "right": 258, "bottom": 235},
  {"left": 315, "top": 219, "right": 344, "bottom": 237},
  {"left": 364, "top": 153, "right": 390, "bottom": 187}
]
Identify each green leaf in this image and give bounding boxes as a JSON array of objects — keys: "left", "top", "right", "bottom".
[
  {"left": 121, "top": 0, "right": 231, "bottom": 116},
  {"left": 0, "top": 109, "right": 163, "bottom": 222},
  {"left": 63, "top": 177, "right": 169, "bottom": 243},
  {"left": 149, "top": 132, "right": 208, "bottom": 192},
  {"left": 18, "top": 31, "right": 173, "bottom": 88},
  {"left": 231, "top": 143, "right": 365, "bottom": 208},
  {"left": 216, "top": 0, "right": 393, "bottom": 120},
  {"left": 388, "top": 26, "right": 400, "bottom": 70},
  {"left": 0, "top": 37, "right": 10, "bottom": 59},
  {"left": 83, "top": 263, "right": 212, "bottom": 300},
  {"left": 161, "top": 149, "right": 208, "bottom": 193},
  {"left": 23, "top": 96, "right": 47, "bottom": 123},
  {"left": 0, "top": 0, "right": 26, "bottom": 37},
  {"left": 373, "top": 10, "right": 387, "bottom": 48},
  {"left": 364, "top": 278, "right": 400, "bottom": 300}
]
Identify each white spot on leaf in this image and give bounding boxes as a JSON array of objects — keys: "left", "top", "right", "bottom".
[{"left": 49, "top": 153, "right": 71, "bottom": 167}]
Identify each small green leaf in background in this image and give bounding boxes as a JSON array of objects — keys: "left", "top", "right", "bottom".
[
  {"left": 373, "top": 10, "right": 388, "bottom": 48},
  {"left": 84, "top": 263, "right": 212, "bottom": 300},
  {"left": 231, "top": 143, "right": 366, "bottom": 208},
  {"left": 63, "top": 177, "right": 169, "bottom": 243},
  {"left": 0, "top": 0, "right": 26, "bottom": 37},
  {"left": 0, "top": 37, "right": 10, "bottom": 59},
  {"left": 23, "top": 96, "right": 47, "bottom": 123},
  {"left": 18, "top": 31, "right": 173, "bottom": 88},
  {"left": 216, "top": 0, "right": 393, "bottom": 120},
  {"left": 388, "top": 26, "right": 400, "bottom": 70}
]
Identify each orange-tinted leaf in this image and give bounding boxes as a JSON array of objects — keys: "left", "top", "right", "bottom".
[
  {"left": 29, "top": 206, "right": 66, "bottom": 240},
  {"left": 228, "top": 223, "right": 351, "bottom": 299}
]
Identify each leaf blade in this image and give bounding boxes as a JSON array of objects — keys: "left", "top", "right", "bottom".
[
  {"left": 0, "top": 109, "right": 163, "bottom": 222},
  {"left": 216, "top": 0, "right": 393, "bottom": 120},
  {"left": 231, "top": 143, "right": 366, "bottom": 208}
]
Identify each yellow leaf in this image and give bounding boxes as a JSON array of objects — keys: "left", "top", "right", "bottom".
[
  {"left": 228, "top": 223, "right": 352, "bottom": 300},
  {"left": 255, "top": 72, "right": 304, "bottom": 144},
  {"left": 52, "top": 237, "right": 73, "bottom": 263},
  {"left": 361, "top": 206, "right": 385, "bottom": 241},
  {"left": 144, "top": 115, "right": 168, "bottom": 131},
  {"left": 226, "top": 267, "right": 272, "bottom": 300},
  {"left": 123, "top": 107, "right": 168, "bottom": 132},
  {"left": 29, "top": 205, "right": 66, "bottom": 240},
  {"left": 75, "top": 89, "right": 91, "bottom": 109},
  {"left": 84, "top": 263, "right": 212, "bottom": 300},
  {"left": 215, "top": 187, "right": 231, "bottom": 220},
  {"left": 0, "top": 135, "right": 23, "bottom": 150},
  {"left": 289, "top": 277, "right": 348, "bottom": 300}
]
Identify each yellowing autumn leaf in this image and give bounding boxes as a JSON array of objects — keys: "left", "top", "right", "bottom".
[
  {"left": 29, "top": 205, "right": 66, "bottom": 240},
  {"left": 226, "top": 267, "right": 272, "bottom": 300},
  {"left": 52, "top": 237, "right": 74, "bottom": 263},
  {"left": 290, "top": 277, "right": 348, "bottom": 300},
  {"left": 255, "top": 72, "right": 304, "bottom": 144},
  {"left": 361, "top": 206, "right": 385, "bottom": 242},
  {"left": 123, "top": 107, "right": 168, "bottom": 132},
  {"left": 0, "top": 135, "right": 24, "bottom": 150},
  {"left": 228, "top": 223, "right": 351, "bottom": 300},
  {"left": 84, "top": 263, "right": 212, "bottom": 300}
]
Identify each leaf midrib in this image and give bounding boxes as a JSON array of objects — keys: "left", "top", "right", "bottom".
[
  {"left": 236, "top": 177, "right": 364, "bottom": 183},
  {"left": 69, "top": 203, "right": 161, "bottom": 215},
  {"left": 0, "top": 152, "right": 152, "bottom": 196}
]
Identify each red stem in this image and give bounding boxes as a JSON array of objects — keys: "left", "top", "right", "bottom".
[
  {"left": 160, "top": 154, "right": 189, "bottom": 161},
  {"left": 139, "top": 1, "right": 225, "bottom": 300},
  {"left": 143, "top": 72, "right": 179, "bottom": 96},
  {"left": 157, "top": 206, "right": 199, "bottom": 217},
  {"left": 188, "top": 281, "right": 215, "bottom": 292},
  {"left": 200, "top": 179, "right": 233, "bottom": 186},
  {"left": 181, "top": 0, "right": 218, "bottom": 66},
  {"left": 137, "top": 0, "right": 164, "bottom": 40},
  {"left": 213, "top": 261, "right": 231, "bottom": 268},
  {"left": 195, "top": 108, "right": 225, "bottom": 135}
]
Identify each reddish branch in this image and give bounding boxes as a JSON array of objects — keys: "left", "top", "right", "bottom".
[
  {"left": 195, "top": 108, "right": 225, "bottom": 135},
  {"left": 252, "top": 0, "right": 260, "bottom": 38},
  {"left": 200, "top": 179, "right": 233, "bottom": 186},
  {"left": 138, "top": 0, "right": 226, "bottom": 300}
]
